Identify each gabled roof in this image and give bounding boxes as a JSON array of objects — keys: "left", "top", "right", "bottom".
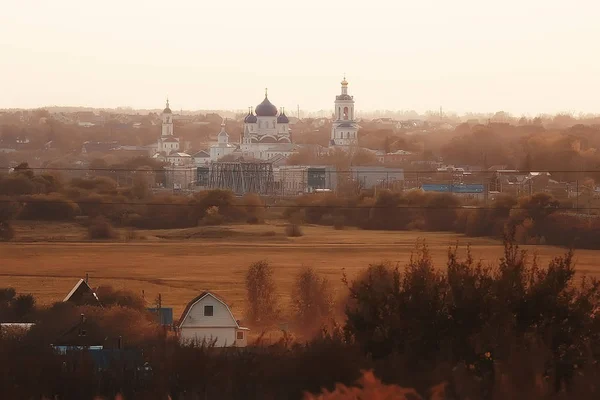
[
  {"left": 63, "top": 279, "right": 101, "bottom": 306},
  {"left": 167, "top": 152, "right": 192, "bottom": 158},
  {"left": 193, "top": 150, "right": 210, "bottom": 158},
  {"left": 178, "top": 291, "right": 239, "bottom": 329}
]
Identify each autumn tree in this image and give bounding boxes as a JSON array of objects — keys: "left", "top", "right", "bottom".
[
  {"left": 245, "top": 260, "right": 279, "bottom": 325},
  {"left": 290, "top": 267, "right": 334, "bottom": 333}
]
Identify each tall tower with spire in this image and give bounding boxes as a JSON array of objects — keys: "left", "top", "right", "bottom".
[
  {"left": 157, "top": 98, "right": 180, "bottom": 156},
  {"left": 161, "top": 98, "right": 173, "bottom": 137},
  {"left": 331, "top": 76, "right": 358, "bottom": 147}
]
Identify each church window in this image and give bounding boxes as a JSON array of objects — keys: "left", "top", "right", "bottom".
[{"left": 343, "top": 107, "right": 349, "bottom": 120}]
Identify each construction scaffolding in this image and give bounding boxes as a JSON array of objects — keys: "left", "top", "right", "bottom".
[{"left": 209, "top": 161, "right": 274, "bottom": 195}]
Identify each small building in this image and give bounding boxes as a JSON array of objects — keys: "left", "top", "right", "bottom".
[
  {"left": 192, "top": 150, "right": 211, "bottom": 166},
  {"left": 177, "top": 291, "right": 249, "bottom": 347},
  {"left": 165, "top": 164, "right": 196, "bottom": 191},
  {"left": 208, "top": 120, "right": 237, "bottom": 161},
  {"left": 422, "top": 183, "right": 486, "bottom": 200},
  {"left": 146, "top": 307, "right": 174, "bottom": 328},
  {"left": 166, "top": 152, "right": 193, "bottom": 166},
  {"left": 63, "top": 278, "right": 102, "bottom": 307}
]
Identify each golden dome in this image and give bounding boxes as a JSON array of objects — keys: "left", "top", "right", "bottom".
[{"left": 341, "top": 76, "right": 348, "bottom": 86}]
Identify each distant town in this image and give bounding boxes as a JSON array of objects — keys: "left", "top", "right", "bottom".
[{"left": 2, "top": 78, "right": 600, "bottom": 201}]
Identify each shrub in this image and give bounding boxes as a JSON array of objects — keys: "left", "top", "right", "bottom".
[
  {"left": 286, "top": 223, "right": 304, "bottom": 237},
  {"left": 0, "top": 174, "right": 36, "bottom": 196},
  {"left": 304, "top": 370, "right": 425, "bottom": 400},
  {"left": 333, "top": 215, "right": 346, "bottom": 230},
  {"left": 68, "top": 176, "right": 118, "bottom": 194},
  {"left": 290, "top": 267, "right": 334, "bottom": 334},
  {"left": 95, "top": 285, "right": 145, "bottom": 309},
  {"left": 200, "top": 205, "right": 223, "bottom": 226},
  {"left": 88, "top": 217, "right": 118, "bottom": 240},
  {"left": 18, "top": 193, "right": 80, "bottom": 221},
  {"left": 245, "top": 260, "right": 279, "bottom": 325},
  {"left": 0, "top": 220, "right": 14, "bottom": 241},
  {"left": 243, "top": 193, "right": 265, "bottom": 224}
]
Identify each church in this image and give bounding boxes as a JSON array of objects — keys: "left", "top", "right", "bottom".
[
  {"left": 154, "top": 77, "right": 359, "bottom": 166},
  {"left": 330, "top": 76, "right": 359, "bottom": 148},
  {"left": 156, "top": 99, "right": 180, "bottom": 155},
  {"left": 239, "top": 90, "right": 295, "bottom": 160}
]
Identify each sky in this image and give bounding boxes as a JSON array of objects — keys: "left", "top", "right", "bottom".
[{"left": 1, "top": 0, "right": 599, "bottom": 115}]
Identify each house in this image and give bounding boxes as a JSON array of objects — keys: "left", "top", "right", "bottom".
[
  {"left": 165, "top": 152, "right": 193, "bottom": 166},
  {"left": 177, "top": 291, "right": 249, "bottom": 347},
  {"left": 82, "top": 141, "right": 119, "bottom": 154},
  {"left": 63, "top": 278, "right": 102, "bottom": 307},
  {"left": 53, "top": 313, "right": 106, "bottom": 350},
  {"left": 192, "top": 150, "right": 211, "bottom": 166},
  {"left": 52, "top": 314, "right": 144, "bottom": 372}
]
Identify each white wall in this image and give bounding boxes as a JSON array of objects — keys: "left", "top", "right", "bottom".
[
  {"left": 179, "top": 294, "right": 247, "bottom": 347},
  {"left": 180, "top": 296, "right": 237, "bottom": 328},
  {"left": 180, "top": 327, "right": 237, "bottom": 347}
]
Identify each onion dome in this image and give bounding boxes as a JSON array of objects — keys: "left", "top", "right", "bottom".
[
  {"left": 163, "top": 99, "right": 172, "bottom": 114},
  {"left": 255, "top": 89, "right": 278, "bottom": 117},
  {"left": 244, "top": 108, "right": 257, "bottom": 123},
  {"left": 277, "top": 108, "right": 289, "bottom": 124}
]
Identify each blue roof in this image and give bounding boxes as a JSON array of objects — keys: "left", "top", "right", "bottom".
[
  {"left": 422, "top": 184, "right": 484, "bottom": 193},
  {"left": 146, "top": 307, "right": 173, "bottom": 325}
]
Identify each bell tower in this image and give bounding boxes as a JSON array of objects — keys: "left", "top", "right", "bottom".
[
  {"left": 331, "top": 76, "right": 358, "bottom": 147},
  {"left": 161, "top": 98, "right": 173, "bottom": 137}
]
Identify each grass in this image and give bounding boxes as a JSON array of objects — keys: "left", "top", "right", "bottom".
[{"left": 2, "top": 221, "right": 600, "bottom": 321}]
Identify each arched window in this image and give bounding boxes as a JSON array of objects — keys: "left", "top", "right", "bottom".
[{"left": 343, "top": 107, "right": 349, "bottom": 120}]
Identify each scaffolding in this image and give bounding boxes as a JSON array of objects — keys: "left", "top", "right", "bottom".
[{"left": 209, "top": 161, "right": 274, "bottom": 195}]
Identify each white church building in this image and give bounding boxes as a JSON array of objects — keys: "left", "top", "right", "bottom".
[
  {"left": 208, "top": 119, "right": 237, "bottom": 161},
  {"left": 240, "top": 90, "right": 296, "bottom": 160},
  {"left": 156, "top": 99, "right": 181, "bottom": 155},
  {"left": 330, "top": 76, "right": 359, "bottom": 148}
]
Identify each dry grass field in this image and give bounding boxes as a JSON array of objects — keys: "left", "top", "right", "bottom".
[{"left": 2, "top": 221, "right": 600, "bottom": 320}]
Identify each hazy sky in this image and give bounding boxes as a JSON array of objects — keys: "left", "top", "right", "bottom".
[{"left": 1, "top": 0, "right": 599, "bottom": 115}]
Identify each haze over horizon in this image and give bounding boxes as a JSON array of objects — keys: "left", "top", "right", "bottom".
[{"left": 2, "top": 0, "right": 599, "bottom": 115}]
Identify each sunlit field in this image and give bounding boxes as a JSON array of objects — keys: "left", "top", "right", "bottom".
[{"left": 1, "top": 221, "right": 598, "bottom": 319}]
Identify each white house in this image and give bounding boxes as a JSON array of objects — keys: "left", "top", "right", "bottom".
[{"left": 178, "top": 291, "right": 249, "bottom": 347}]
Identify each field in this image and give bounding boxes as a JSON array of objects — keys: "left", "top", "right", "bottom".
[{"left": 1, "top": 221, "right": 599, "bottom": 321}]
